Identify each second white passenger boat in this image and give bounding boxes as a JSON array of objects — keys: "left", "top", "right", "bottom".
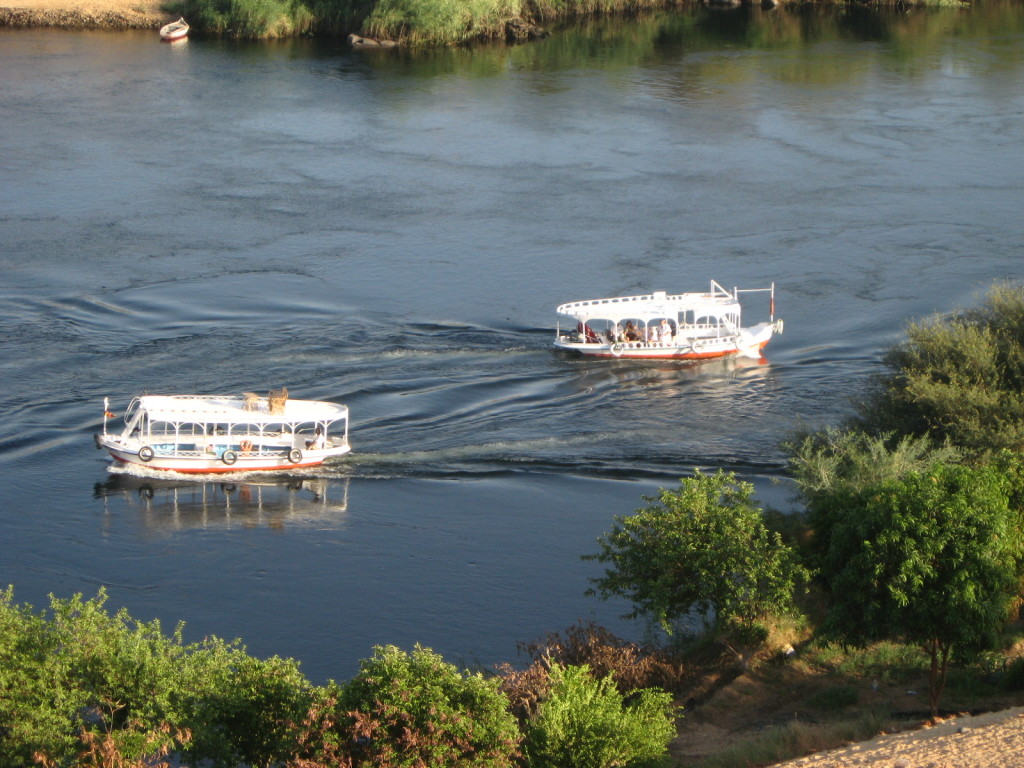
[
  {"left": 553, "top": 280, "right": 783, "bottom": 360},
  {"left": 95, "top": 390, "right": 350, "bottom": 473}
]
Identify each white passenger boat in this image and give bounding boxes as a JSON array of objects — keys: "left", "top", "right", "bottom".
[
  {"left": 95, "top": 391, "right": 350, "bottom": 474},
  {"left": 553, "top": 280, "right": 783, "bottom": 360}
]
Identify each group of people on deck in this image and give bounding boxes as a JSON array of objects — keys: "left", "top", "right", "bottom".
[{"left": 606, "top": 318, "right": 676, "bottom": 345}]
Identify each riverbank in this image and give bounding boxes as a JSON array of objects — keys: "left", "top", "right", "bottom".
[
  {"left": 0, "top": 0, "right": 169, "bottom": 28},
  {"left": 674, "top": 653, "right": 1024, "bottom": 767},
  {"left": 769, "top": 707, "right": 1024, "bottom": 768}
]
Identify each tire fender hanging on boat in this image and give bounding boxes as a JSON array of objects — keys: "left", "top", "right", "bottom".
[
  {"left": 221, "top": 450, "right": 238, "bottom": 466},
  {"left": 610, "top": 343, "right": 623, "bottom": 357},
  {"left": 288, "top": 449, "right": 302, "bottom": 464},
  {"left": 138, "top": 446, "right": 154, "bottom": 462}
]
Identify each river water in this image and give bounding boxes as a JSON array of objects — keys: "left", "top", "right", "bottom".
[{"left": 1, "top": 3, "right": 1022, "bottom": 682}]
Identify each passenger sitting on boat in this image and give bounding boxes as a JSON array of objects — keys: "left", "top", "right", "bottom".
[
  {"left": 624, "top": 321, "right": 639, "bottom": 341},
  {"left": 605, "top": 329, "right": 615, "bottom": 343},
  {"left": 305, "top": 426, "right": 325, "bottom": 450},
  {"left": 660, "top": 319, "right": 673, "bottom": 344}
]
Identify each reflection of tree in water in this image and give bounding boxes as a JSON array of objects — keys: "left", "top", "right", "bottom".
[{"left": 93, "top": 472, "right": 349, "bottom": 533}]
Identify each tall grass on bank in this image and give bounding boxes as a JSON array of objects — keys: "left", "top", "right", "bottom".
[
  {"left": 362, "top": 0, "right": 685, "bottom": 44},
  {"left": 167, "top": 0, "right": 973, "bottom": 42},
  {"left": 363, "top": 0, "right": 520, "bottom": 44},
  {"left": 170, "top": 0, "right": 689, "bottom": 42},
  {"left": 175, "top": 0, "right": 314, "bottom": 37}
]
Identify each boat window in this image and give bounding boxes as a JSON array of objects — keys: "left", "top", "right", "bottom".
[{"left": 694, "top": 314, "right": 720, "bottom": 328}]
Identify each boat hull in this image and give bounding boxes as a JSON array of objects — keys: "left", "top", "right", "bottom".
[
  {"left": 100, "top": 441, "right": 350, "bottom": 474},
  {"left": 553, "top": 322, "right": 777, "bottom": 360},
  {"left": 159, "top": 19, "right": 188, "bottom": 40}
]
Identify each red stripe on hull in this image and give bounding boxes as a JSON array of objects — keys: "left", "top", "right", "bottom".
[{"left": 585, "top": 350, "right": 742, "bottom": 360}]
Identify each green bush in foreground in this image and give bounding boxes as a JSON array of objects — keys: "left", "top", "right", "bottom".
[
  {"left": 335, "top": 644, "right": 521, "bottom": 767},
  {"left": 178, "top": 639, "right": 314, "bottom": 768},
  {"left": 522, "top": 663, "right": 676, "bottom": 768},
  {"left": 0, "top": 587, "right": 189, "bottom": 768}
]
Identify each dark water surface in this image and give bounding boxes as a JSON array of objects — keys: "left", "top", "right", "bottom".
[{"left": 2, "top": 3, "right": 1023, "bottom": 681}]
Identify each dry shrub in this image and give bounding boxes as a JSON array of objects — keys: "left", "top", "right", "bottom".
[
  {"left": 34, "top": 723, "right": 190, "bottom": 768},
  {"left": 495, "top": 657, "right": 552, "bottom": 724},
  {"left": 497, "top": 621, "right": 687, "bottom": 722},
  {"left": 286, "top": 693, "right": 354, "bottom": 768},
  {"left": 529, "top": 621, "right": 687, "bottom": 692}
]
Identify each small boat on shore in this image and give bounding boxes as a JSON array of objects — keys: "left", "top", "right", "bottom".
[
  {"left": 553, "top": 280, "right": 783, "bottom": 361},
  {"left": 159, "top": 17, "right": 189, "bottom": 41},
  {"left": 95, "top": 390, "right": 351, "bottom": 473}
]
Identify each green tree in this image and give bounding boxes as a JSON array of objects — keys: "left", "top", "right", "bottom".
[
  {"left": 584, "top": 470, "right": 809, "bottom": 659},
  {"left": 814, "top": 462, "right": 1024, "bottom": 718},
  {"left": 784, "top": 428, "right": 961, "bottom": 570},
  {"left": 337, "top": 644, "right": 520, "bottom": 768},
  {"left": 522, "top": 663, "right": 676, "bottom": 768},
  {"left": 853, "top": 281, "right": 1024, "bottom": 459}
]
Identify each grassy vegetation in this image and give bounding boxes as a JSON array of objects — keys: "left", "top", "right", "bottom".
[
  {"left": 169, "top": 0, "right": 684, "bottom": 41},
  {"left": 682, "top": 628, "right": 1024, "bottom": 768},
  {"left": 0, "top": 593, "right": 685, "bottom": 768},
  {"left": 165, "top": 0, "right": 972, "bottom": 43}
]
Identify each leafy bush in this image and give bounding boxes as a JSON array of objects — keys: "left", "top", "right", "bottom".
[
  {"left": 0, "top": 588, "right": 317, "bottom": 768},
  {"left": 178, "top": 637, "right": 315, "bottom": 768},
  {"left": 813, "top": 462, "right": 1024, "bottom": 717},
  {"left": 522, "top": 663, "right": 676, "bottom": 768},
  {"left": 784, "top": 429, "right": 961, "bottom": 572},
  {"left": 337, "top": 644, "right": 520, "bottom": 768},
  {"left": 585, "top": 470, "right": 810, "bottom": 661},
  {"left": 0, "top": 588, "right": 190, "bottom": 768},
  {"left": 853, "top": 281, "right": 1024, "bottom": 460}
]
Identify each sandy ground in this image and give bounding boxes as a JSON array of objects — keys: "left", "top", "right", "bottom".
[
  {"left": 767, "top": 707, "right": 1024, "bottom": 768},
  {"left": 4, "top": 0, "right": 162, "bottom": 12},
  {"left": 0, "top": 0, "right": 169, "bottom": 27}
]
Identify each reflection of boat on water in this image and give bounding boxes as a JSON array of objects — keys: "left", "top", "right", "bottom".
[
  {"left": 568, "top": 350, "right": 773, "bottom": 391},
  {"left": 93, "top": 471, "right": 349, "bottom": 531}
]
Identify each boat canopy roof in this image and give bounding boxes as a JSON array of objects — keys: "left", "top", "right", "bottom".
[
  {"left": 556, "top": 281, "right": 741, "bottom": 322},
  {"left": 135, "top": 395, "right": 347, "bottom": 425}
]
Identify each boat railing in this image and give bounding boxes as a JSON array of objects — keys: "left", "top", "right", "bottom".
[
  {"left": 732, "top": 282, "right": 776, "bottom": 321},
  {"left": 146, "top": 442, "right": 295, "bottom": 459}
]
